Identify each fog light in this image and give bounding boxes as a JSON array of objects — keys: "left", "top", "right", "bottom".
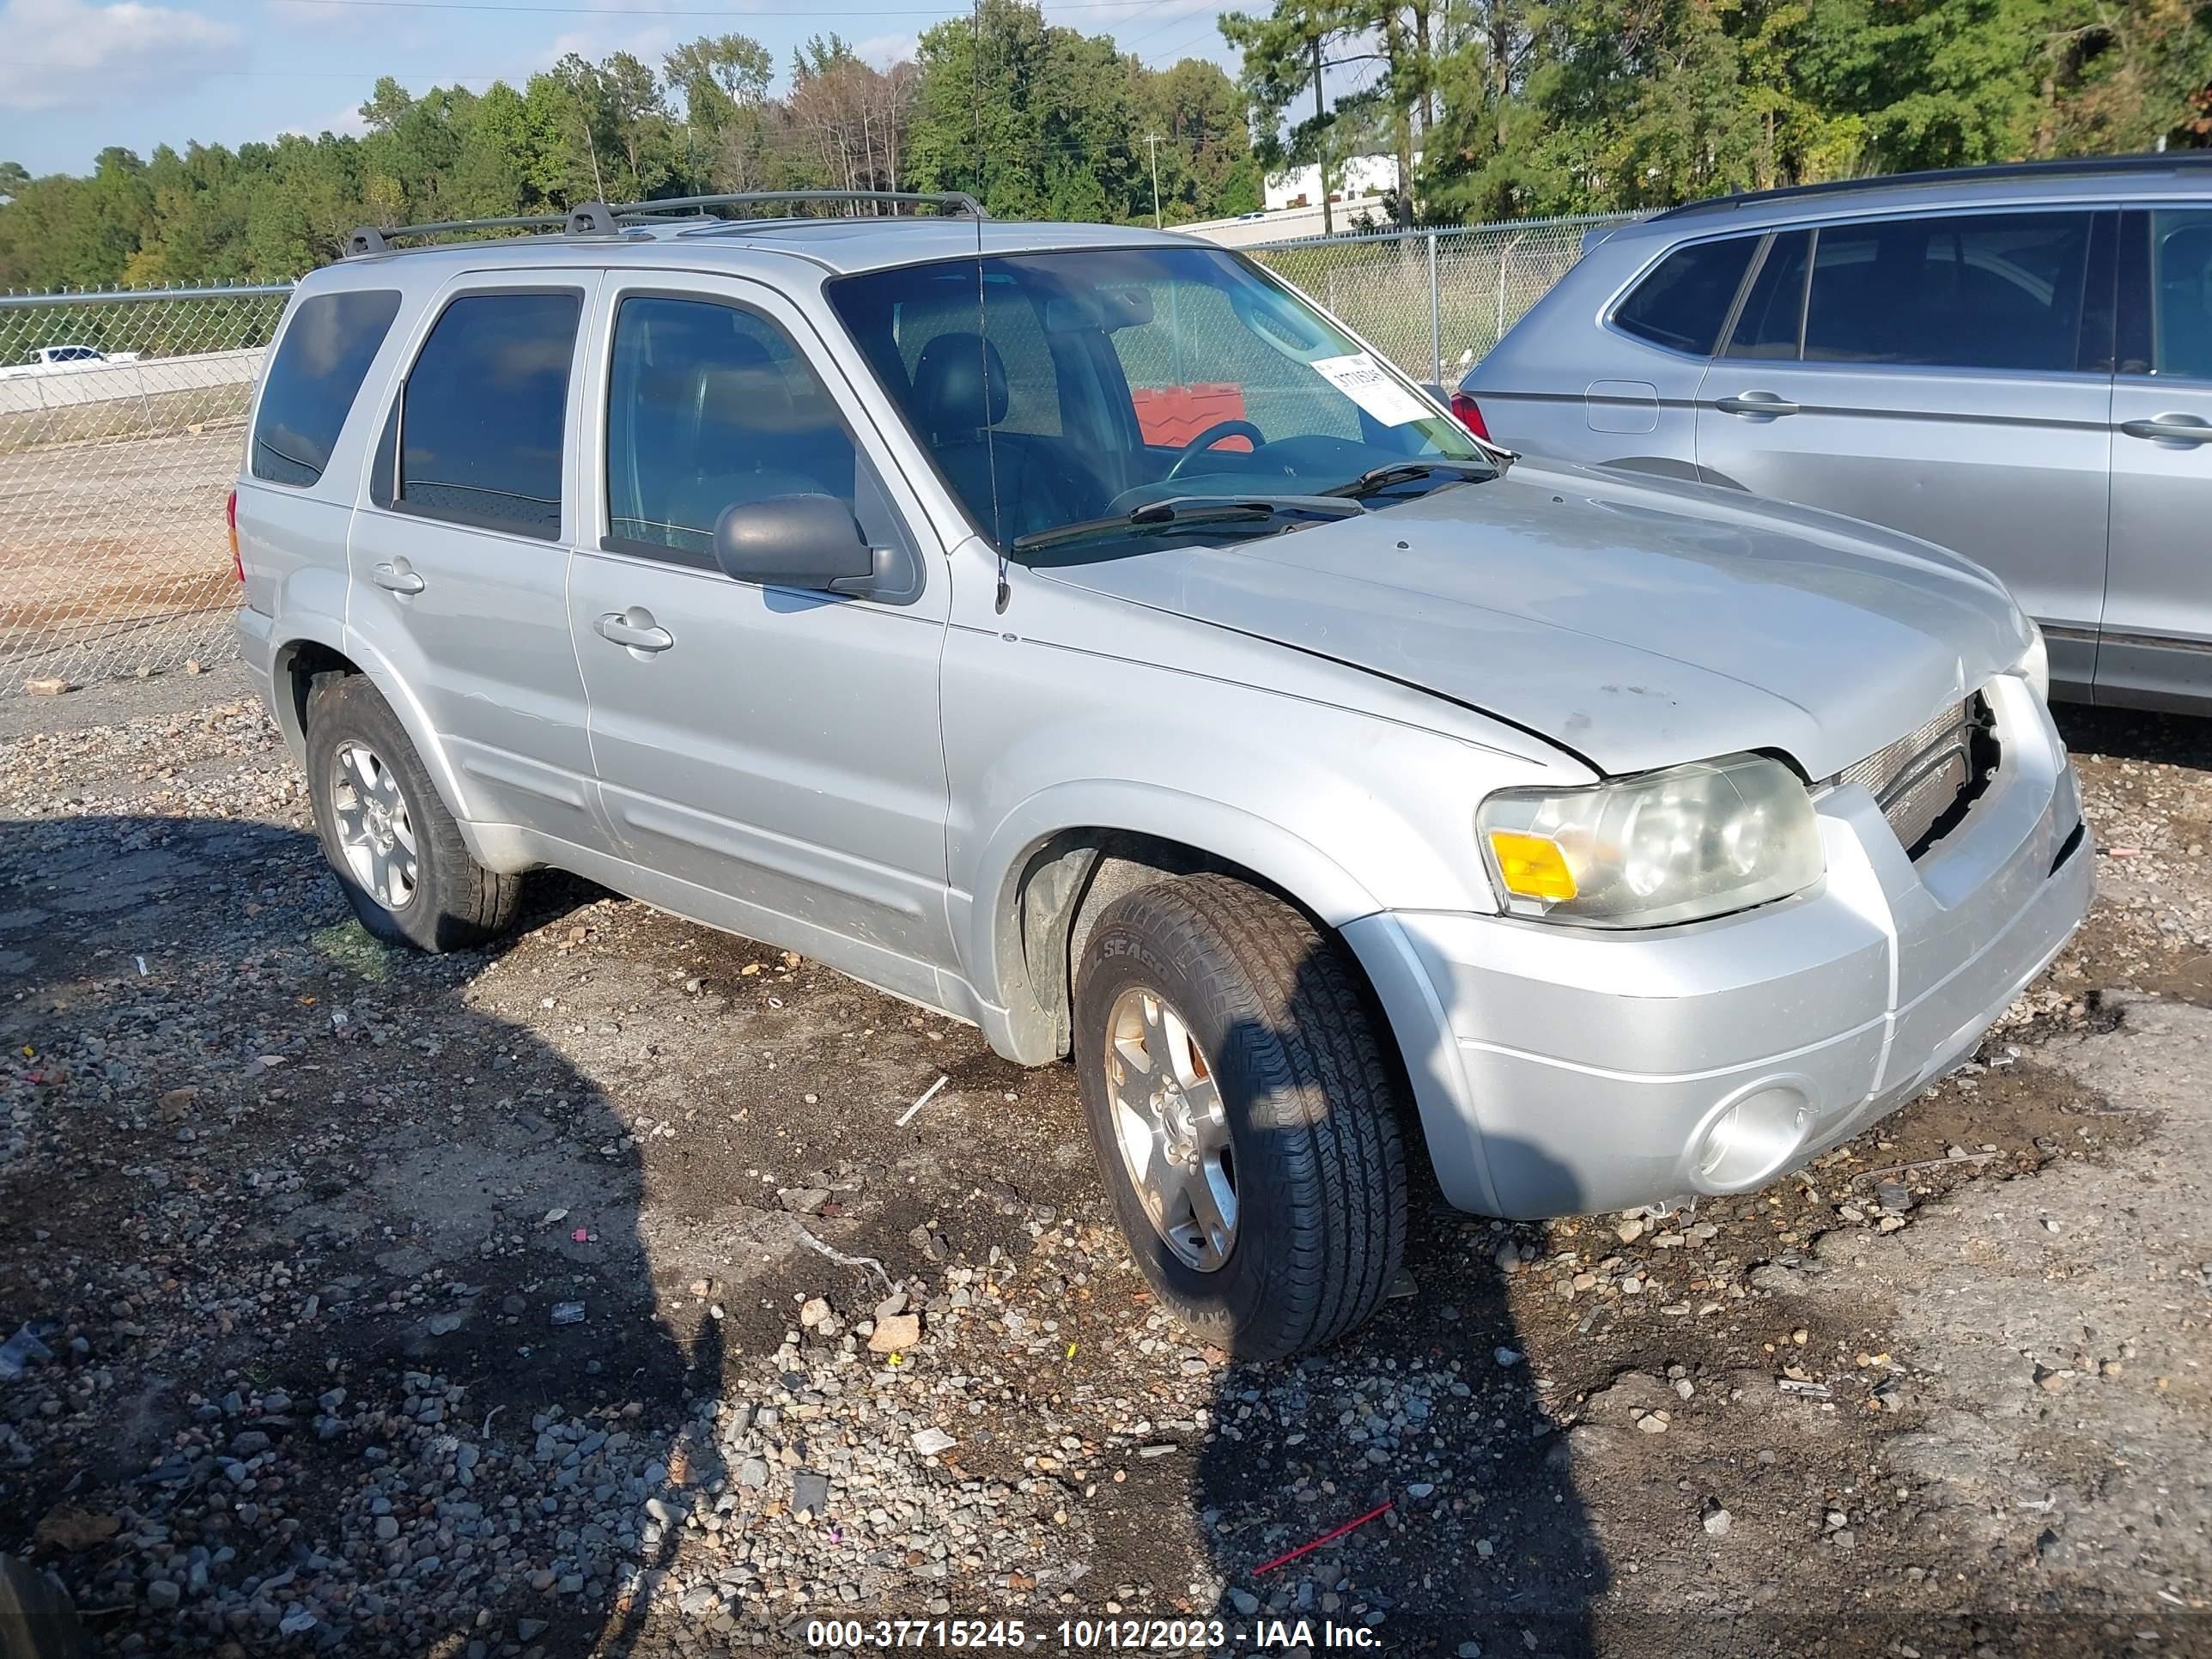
[{"left": 1692, "top": 1082, "right": 1814, "bottom": 1191}]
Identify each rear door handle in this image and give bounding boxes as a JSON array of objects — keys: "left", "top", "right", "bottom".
[
  {"left": 2119, "top": 413, "right": 2212, "bottom": 445},
  {"left": 1715, "top": 391, "right": 1802, "bottom": 417},
  {"left": 370, "top": 560, "right": 425, "bottom": 595},
  {"left": 594, "top": 609, "right": 674, "bottom": 653}
]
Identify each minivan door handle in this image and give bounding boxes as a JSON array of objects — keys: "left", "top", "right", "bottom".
[
  {"left": 594, "top": 609, "right": 674, "bottom": 653},
  {"left": 2119, "top": 413, "right": 2212, "bottom": 445},
  {"left": 370, "top": 560, "right": 425, "bottom": 595},
  {"left": 1715, "top": 391, "right": 1802, "bottom": 417}
]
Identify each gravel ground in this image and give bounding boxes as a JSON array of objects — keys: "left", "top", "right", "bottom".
[{"left": 0, "top": 688, "right": 2208, "bottom": 1659}]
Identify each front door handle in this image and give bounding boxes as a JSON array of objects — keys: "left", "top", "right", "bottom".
[
  {"left": 1715, "top": 391, "right": 1802, "bottom": 417},
  {"left": 370, "top": 560, "right": 425, "bottom": 595},
  {"left": 594, "top": 608, "right": 674, "bottom": 653},
  {"left": 2120, "top": 413, "right": 2212, "bottom": 445}
]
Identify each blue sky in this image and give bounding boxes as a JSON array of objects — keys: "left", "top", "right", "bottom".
[{"left": 0, "top": 0, "right": 1248, "bottom": 177}]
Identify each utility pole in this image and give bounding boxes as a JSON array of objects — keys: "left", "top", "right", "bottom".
[
  {"left": 1310, "top": 32, "right": 1331, "bottom": 237},
  {"left": 1145, "top": 133, "right": 1164, "bottom": 228}
]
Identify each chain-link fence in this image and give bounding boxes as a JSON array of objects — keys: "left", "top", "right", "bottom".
[
  {"left": 0, "top": 284, "right": 293, "bottom": 693},
  {"left": 1247, "top": 212, "right": 1645, "bottom": 384}
]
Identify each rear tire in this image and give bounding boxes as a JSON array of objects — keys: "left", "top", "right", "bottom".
[
  {"left": 1072, "top": 872, "right": 1407, "bottom": 1360},
  {"left": 304, "top": 675, "right": 520, "bottom": 951}
]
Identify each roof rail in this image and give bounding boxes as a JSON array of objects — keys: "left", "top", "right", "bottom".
[
  {"left": 594, "top": 189, "right": 989, "bottom": 221},
  {"left": 344, "top": 189, "right": 988, "bottom": 258},
  {"left": 346, "top": 213, "right": 568, "bottom": 256},
  {"left": 1653, "top": 152, "right": 2212, "bottom": 222}
]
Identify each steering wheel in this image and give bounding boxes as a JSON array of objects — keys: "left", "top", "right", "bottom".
[{"left": 1164, "top": 419, "right": 1268, "bottom": 480}]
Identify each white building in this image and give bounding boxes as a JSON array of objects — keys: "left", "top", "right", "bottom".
[{"left": 1263, "top": 153, "right": 1408, "bottom": 212}]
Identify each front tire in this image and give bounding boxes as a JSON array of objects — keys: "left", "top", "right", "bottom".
[
  {"left": 1072, "top": 873, "right": 1407, "bottom": 1360},
  {"left": 304, "top": 675, "right": 520, "bottom": 951}
]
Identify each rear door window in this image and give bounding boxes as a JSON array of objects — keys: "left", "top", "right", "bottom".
[
  {"left": 252, "top": 289, "right": 403, "bottom": 486},
  {"left": 397, "top": 290, "right": 580, "bottom": 538},
  {"left": 1721, "top": 231, "right": 1810, "bottom": 360},
  {"left": 2148, "top": 209, "right": 2212, "bottom": 381},
  {"left": 1613, "top": 236, "right": 1759, "bottom": 356},
  {"left": 1802, "top": 211, "right": 2094, "bottom": 372}
]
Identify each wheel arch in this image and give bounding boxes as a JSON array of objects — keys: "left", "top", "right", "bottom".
[
  {"left": 273, "top": 627, "right": 482, "bottom": 842},
  {"left": 975, "top": 787, "right": 1382, "bottom": 1066}
]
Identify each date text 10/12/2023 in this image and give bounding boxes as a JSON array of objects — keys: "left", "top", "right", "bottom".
[{"left": 803, "top": 1618, "right": 1385, "bottom": 1650}]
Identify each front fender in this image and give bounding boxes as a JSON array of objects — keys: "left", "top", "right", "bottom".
[
  {"left": 961, "top": 780, "right": 1386, "bottom": 1063},
  {"left": 939, "top": 579, "right": 1577, "bottom": 1063}
]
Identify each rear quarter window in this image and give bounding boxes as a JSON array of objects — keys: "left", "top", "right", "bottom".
[
  {"left": 252, "top": 289, "right": 404, "bottom": 487},
  {"left": 1613, "top": 237, "right": 1759, "bottom": 356}
]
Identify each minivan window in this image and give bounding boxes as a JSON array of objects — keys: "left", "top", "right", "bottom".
[
  {"left": 1803, "top": 211, "right": 2094, "bottom": 373},
  {"left": 605, "top": 295, "right": 860, "bottom": 564},
  {"left": 2149, "top": 208, "right": 2212, "bottom": 381},
  {"left": 252, "top": 289, "right": 402, "bottom": 487},
  {"left": 1614, "top": 237, "right": 1758, "bottom": 356},
  {"left": 1722, "top": 231, "right": 1810, "bottom": 360},
  {"left": 397, "top": 290, "right": 580, "bottom": 538}
]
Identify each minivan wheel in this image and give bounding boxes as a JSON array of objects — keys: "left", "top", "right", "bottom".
[
  {"left": 1072, "top": 873, "right": 1407, "bottom": 1360},
  {"left": 304, "top": 675, "right": 520, "bottom": 951}
]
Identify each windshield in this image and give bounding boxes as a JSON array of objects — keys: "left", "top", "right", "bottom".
[{"left": 826, "top": 245, "right": 1490, "bottom": 558}]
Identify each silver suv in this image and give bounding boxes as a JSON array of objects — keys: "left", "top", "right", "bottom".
[
  {"left": 235, "top": 192, "right": 2090, "bottom": 1358},
  {"left": 1456, "top": 154, "right": 2212, "bottom": 712}
]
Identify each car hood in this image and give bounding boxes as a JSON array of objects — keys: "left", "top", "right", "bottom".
[{"left": 1034, "top": 461, "right": 2033, "bottom": 781}]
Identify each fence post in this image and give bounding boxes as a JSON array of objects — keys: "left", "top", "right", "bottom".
[
  {"left": 1495, "top": 231, "right": 1528, "bottom": 353},
  {"left": 1427, "top": 231, "right": 1442, "bottom": 386}
]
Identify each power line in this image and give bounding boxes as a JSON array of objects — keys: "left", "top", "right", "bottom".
[
  {"left": 1121, "top": 1, "right": 1231, "bottom": 52},
  {"left": 1124, "top": 7, "right": 1236, "bottom": 67}
]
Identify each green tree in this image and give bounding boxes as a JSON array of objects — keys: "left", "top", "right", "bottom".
[
  {"left": 1221, "top": 0, "right": 1365, "bottom": 230},
  {"left": 1146, "top": 58, "right": 1261, "bottom": 222}
]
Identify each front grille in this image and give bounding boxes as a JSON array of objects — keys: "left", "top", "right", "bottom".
[{"left": 1835, "top": 695, "right": 1996, "bottom": 858}]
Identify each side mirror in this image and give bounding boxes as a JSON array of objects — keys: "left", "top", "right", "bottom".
[{"left": 712, "top": 494, "right": 878, "bottom": 593}]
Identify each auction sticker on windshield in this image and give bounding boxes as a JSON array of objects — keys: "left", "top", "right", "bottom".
[{"left": 1306, "top": 352, "right": 1432, "bottom": 425}]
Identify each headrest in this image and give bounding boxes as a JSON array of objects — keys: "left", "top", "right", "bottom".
[
  {"left": 910, "top": 331, "right": 1009, "bottom": 437},
  {"left": 2162, "top": 223, "right": 2212, "bottom": 282}
]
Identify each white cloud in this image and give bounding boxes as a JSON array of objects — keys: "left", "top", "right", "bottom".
[
  {"left": 0, "top": 0, "right": 240, "bottom": 112},
  {"left": 544, "top": 21, "right": 678, "bottom": 71},
  {"left": 853, "top": 32, "right": 919, "bottom": 70},
  {"left": 273, "top": 100, "right": 368, "bottom": 143}
]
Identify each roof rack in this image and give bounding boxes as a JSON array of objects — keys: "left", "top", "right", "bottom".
[
  {"left": 345, "top": 189, "right": 986, "bottom": 257},
  {"left": 346, "top": 213, "right": 570, "bottom": 256},
  {"left": 602, "top": 189, "right": 988, "bottom": 222},
  {"left": 1653, "top": 152, "right": 2212, "bottom": 222}
]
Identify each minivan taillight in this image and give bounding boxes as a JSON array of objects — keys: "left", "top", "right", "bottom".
[
  {"left": 1449, "top": 391, "right": 1492, "bottom": 442},
  {"left": 228, "top": 489, "right": 242, "bottom": 583}
]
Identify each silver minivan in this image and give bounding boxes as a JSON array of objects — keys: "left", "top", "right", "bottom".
[
  {"left": 235, "top": 193, "right": 2088, "bottom": 1358},
  {"left": 1456, "top": 155, "right": 2212, "bottom": 712}
]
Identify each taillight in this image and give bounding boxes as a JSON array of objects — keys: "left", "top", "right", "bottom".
[
  {"left": 1449, "top": 390, "right": 1492, "bottom": 442},
  {"left": 228, "top": 488, "right": 242, "bottom": 583}
]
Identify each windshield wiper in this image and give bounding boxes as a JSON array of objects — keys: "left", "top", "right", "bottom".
[
  {"left": 1011, "top": 494, "right": 1364, "bottom": 556},
  {"left": 1322, "top": 459, "right": 1501, "bottom": 501}
]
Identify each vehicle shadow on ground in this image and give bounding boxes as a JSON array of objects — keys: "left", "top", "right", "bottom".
[
  {"left": 1189, "top": 943, "right": 1606, "bottom": 1656},
  {"left": 0, "top": 813, "right": 712, "bottom": 1657},
  {"left": 2054, "top": 702, "right": 2212, "bottom": 770}
]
